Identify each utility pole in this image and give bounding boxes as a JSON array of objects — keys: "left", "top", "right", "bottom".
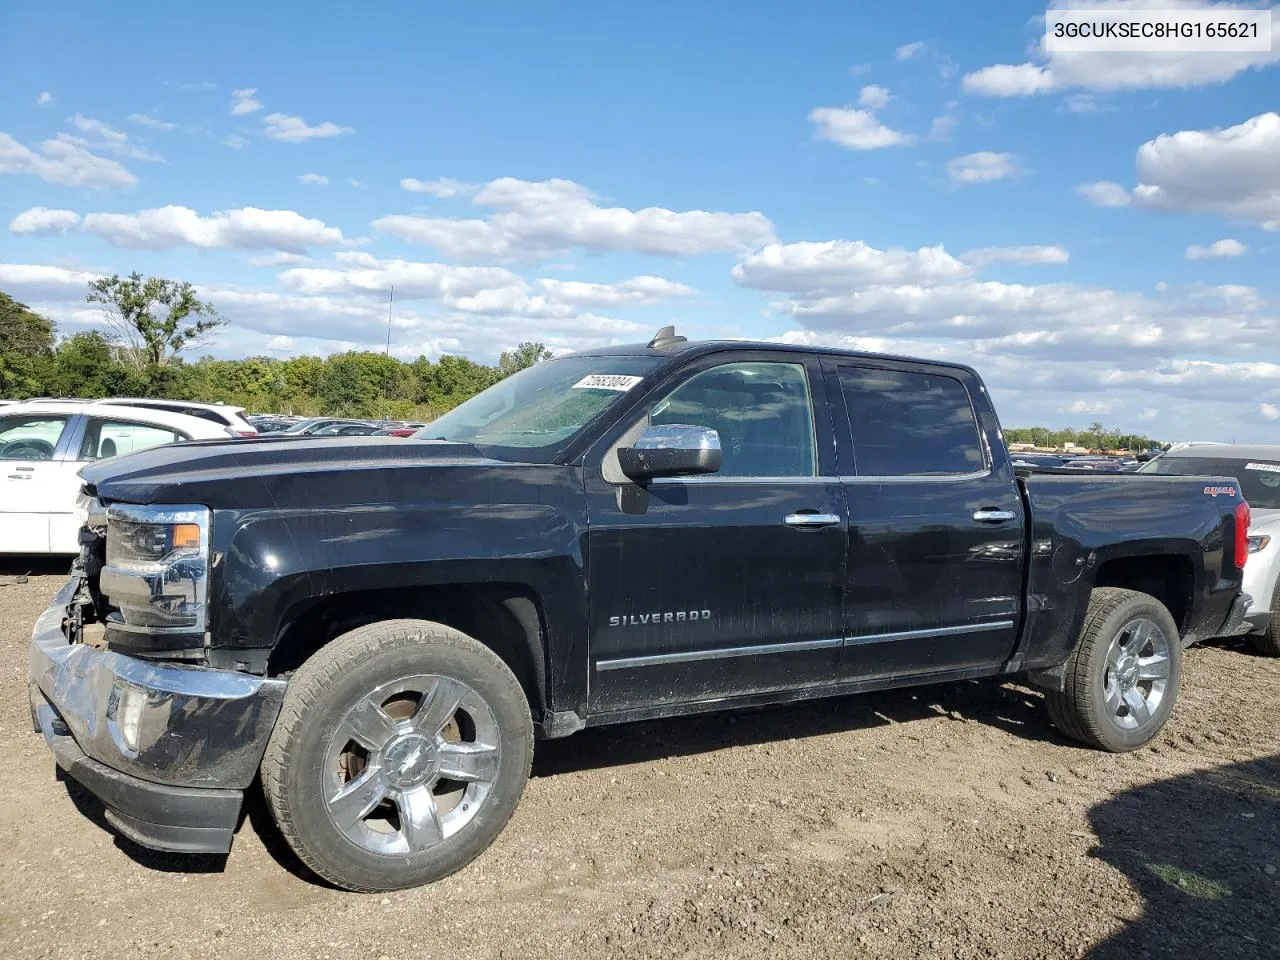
[{"left": 385, "top": 286, "right": 395, "bottom": 356}]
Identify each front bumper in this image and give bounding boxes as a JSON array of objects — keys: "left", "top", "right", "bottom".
[
  {"left": 29, "top": 577, "right": 287, "bottom": 854},
  {"left": 1216, "top": 591, "right": 1255, "bottom": 638}
]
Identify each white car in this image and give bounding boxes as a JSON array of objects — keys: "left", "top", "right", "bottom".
[
  {"left": 1139, "top": 443, "right": 1280, "bottom": 655},
  {"left": 0, "top": 400, "right": 235, "bottom": 554},
  {"left": 21, "top": 397, "right": 258, "bottom": 437}
]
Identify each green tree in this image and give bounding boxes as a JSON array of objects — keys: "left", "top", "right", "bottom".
[
  {"left": 86, "top": 273, "right": 226, "bottom": 367},
  {"left": 497, "top": 341, "right": 552, "bottom": 378},
  {"left": 319, "top": 353, "right": 378, "bottom": 415},
  {"left": 0, "top": 292, "right": 56, "bottom": 397}
]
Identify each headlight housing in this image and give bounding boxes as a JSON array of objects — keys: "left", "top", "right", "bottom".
[
  {"left": 100, "top": 504, "right": 211, "bottom": 653},
  {"left": 1248, "top": 534, "right": 1271, "bottom": 554}
]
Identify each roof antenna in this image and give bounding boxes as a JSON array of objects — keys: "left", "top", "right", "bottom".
[{"left": 648, "top": 325, "right": 687, "bottom": 349}]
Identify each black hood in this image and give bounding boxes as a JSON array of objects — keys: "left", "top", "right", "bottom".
[{"left": 80, "top": 436, "right": 510, "bottom": 507}]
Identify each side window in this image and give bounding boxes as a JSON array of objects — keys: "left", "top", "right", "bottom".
[
  {"left": 0, "top": 415, "right": 68, "bottom": 461},
  {"left": 79, "top": 419, "right": 184, "bottom": 461},
  {"left": 648, "top": 361, "right": 817, "bottom": 477},
  {"left": 837, "top": 365, "right": 984, "bottom": 476}
]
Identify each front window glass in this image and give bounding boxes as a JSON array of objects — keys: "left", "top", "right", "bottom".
[
  {"left": 0, "top": 415, "right": 68, "bottom": 461},
  {"left": 422, "top": 356, "right": 660, "bottom": 459},
  {"left": 1139, "top": 456, "right": 1280, "bottom": 509},
  {"left": 645, "top": 361, "right": 817, "bottom": 477}
]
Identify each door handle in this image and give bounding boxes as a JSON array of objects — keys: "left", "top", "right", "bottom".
[
  {"left": 973, "top": 509, "right": 1016, "bottom": 522},
  {"left": 785, "top": 512, "right": 841, "bottom": 528},
  {"left": 7, "top": 474, "right": 33, "bottom": 480}
]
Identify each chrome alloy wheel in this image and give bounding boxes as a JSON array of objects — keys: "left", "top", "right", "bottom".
[
  {"left": 1103, "top": 617, "right": 1172, "bottom": 731},
  {"left": 323, "top": 675, "right": 501, "bottom": 855}
]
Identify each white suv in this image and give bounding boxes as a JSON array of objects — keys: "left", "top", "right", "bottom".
[{"left": 0, "top": 400, "right": 235, "bottom": 554}]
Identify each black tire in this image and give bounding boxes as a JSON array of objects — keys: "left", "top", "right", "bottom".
[
  {"left": 260, "top": 619, "right": 533, "bottom": 892},
  {"left": 1044, "top": 587, "right": 1182, "bottom": 753},
  {"left": 1247, "top": 583, "right": 1280, "bottom": 657}
]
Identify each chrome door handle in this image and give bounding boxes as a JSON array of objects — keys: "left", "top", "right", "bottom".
[
  {"left": 973, "top": 509, "right": 1016, "bottom": 522},
  {"left": 785, "top": 512, "right": 841, "bottom": 528}
]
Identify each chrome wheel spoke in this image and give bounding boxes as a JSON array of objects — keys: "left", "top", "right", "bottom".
[
  {"left": 1123, "top": 687, "right": 1152, "bottom": 725},
  {"left": 1104, "top": 680, "right": 1124, "bottom": 717},
  {"left": 438, "top": 741, "right": 500, "bottom": 783},
  {"left": 345, "top": 697, "right": 401, "bottom": 751},
  {"left": 398, "top": 785, "right": 444, "bottom": 849},
  {"left": 1137, "top": 652, "right": 1170, "bottom": 681},
  {"left": 411, "top": 677, "right": 465, "bottom": 738},
  {"left": 328, "top": 765, "right": 389, "bottom": 829}
]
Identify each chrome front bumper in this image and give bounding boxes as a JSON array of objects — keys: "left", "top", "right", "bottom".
[{"left": 29, "top": 577, "right": 287, "bottom": 852}]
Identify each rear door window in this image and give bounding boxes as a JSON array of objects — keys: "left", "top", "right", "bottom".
[
  {"left": 837, "top": 365, "right": 984, "bottom": 476},
  {"left": 78, "top": 419, "right": 186, "bottom": 460}
]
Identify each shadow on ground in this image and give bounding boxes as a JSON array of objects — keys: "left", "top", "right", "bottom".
[
  {"left": 533, "top": 677, "right": 1070, "bottom": 777},
  {"left": 0, "top": 556, "right": 70, "bottom": 581},
  {"left": 1087, "top": 753, "right": 1280, "bottom": 959}
]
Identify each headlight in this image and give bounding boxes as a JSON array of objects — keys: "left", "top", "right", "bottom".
[
  {"left": 1248, "top": 534, "right": 1271, "bottom": 554},
  {"left": 101, "top": 504, "right": 210, "bottom": 643}
]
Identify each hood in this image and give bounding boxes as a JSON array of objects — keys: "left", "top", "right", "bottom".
[{"left": 79, "top": 435, "right": 508, "bottom": 506}]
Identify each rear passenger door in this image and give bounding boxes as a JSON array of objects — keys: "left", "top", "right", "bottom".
[{"left": 824, "top": 360, "right": 1024, "bottom": 679}]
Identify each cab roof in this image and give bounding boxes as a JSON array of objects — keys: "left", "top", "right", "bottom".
[{"left": 1161, "top": 443, "right": 1280, "bottom": 461}]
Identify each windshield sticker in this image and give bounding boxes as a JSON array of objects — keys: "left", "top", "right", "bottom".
[
  {"left": 1203, "top": 485, "right": 1237, "bottom": 498},
  {"left": 1246, "top": 462, "right": 1280, "bottom": 474},
  {"left": 572, "top": 374, "right": 644, "bottom": 392}
]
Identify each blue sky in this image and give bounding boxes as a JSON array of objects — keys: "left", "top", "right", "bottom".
[{"left": 1, "top": 0, "right": 1278, "bottom": 440}]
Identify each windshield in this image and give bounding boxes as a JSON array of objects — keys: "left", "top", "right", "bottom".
[
  {"left": 419, "top": 356, "right": 660, "bottom": 460},
  {"left": 1139, "top": 456, "right": 1280, "bottom": 509}
]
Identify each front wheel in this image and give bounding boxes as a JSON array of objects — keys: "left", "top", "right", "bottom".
[
  {"left": 1247, "top": 583, "right": 1280, "bottom": 657},
  {"left": 1045, "top": 588, "right": 1182, "bottom": 752},
  {"left": 260, "top": 619, "right": 534, "bottom": 892}
]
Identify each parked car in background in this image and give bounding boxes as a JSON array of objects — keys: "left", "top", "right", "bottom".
[
  {"left": 279, "top": 418, "right": 377, "bottom": 436},
  {"left": 1010, "top": 453, "right": 1068, "bottom": 468},
  {"left": 1062, "top": 458, "right": 1127, "bottom": 473},
  {"left": 310, "top": 421, "right": 382, "bottom": 437},
  {"left": 248, "top": 418, "right": 299, "bottom": 434},
  {"left": 1140, "top": 443, "right": 1280, "bottom": 655},
  {"left": 375, "top": 425, "right": 418, "bottom": 437},
  {"left": 0, "top": 400, "right": 232, "bottom": 554},
  {"left": 61, "top": 398, "right": 259, "bottom": 437}
]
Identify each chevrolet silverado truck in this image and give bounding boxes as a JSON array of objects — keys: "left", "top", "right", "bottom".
[{"left": 30, "top": 328, "right": 1253, "bottom": 892}]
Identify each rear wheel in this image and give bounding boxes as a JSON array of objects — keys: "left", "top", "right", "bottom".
[
  {"left": 1045, "top": 588, "right": 1181, "bottom": 752},
  {"left": 260, "top": 619, "right": 533, "bottom": 892},
  {"left": 1247, "top": 583, "right": 1280, "bottom": 657}
]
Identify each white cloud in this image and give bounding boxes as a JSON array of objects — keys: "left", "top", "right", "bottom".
[
  {"left": 896, "top": 41, "right": 925, "bottom": 61},
  {"left": 349, "top": 178, "right": 367, "bottom": 189},
  {"left": 1130, "top": 112, "right": 1280, "bottom": 230},
  {"left": 127, "top": 113, "right": 175, "bottom": 131},
  {"left": 36, "top": 91, "right": 54, "bottom": 107},
  {"left": 732, "top": 240, "right": 969, "bottom": 293},
  {"left": 298, "top": 173, "right": 329, "bottom": 186},
  {"left": 1185, "top": 238, "right": 1247, "bottom": 260},
  {"left": 0, "top": 263, "right": 101, "bottom": 299},
  {"left": 961, "top": 245, "right": 1070, "bottom": 267},
  {"left": 220, "top": 134, "right": 248, "bottom": 150},
  {"left": 858, "top": 85, "right": 892, "bottom": 109},
  {"left": 69, "top": 113, "right": 127, "bottom": 143},
  {"left": 1077, "top": 180, "right": 1131, "bottom": 207},
  {"left": 534, "top": 276, "right": 695, "bottom": 308},
  {"left": 263, "top": 112, "right": 353, "bottom": 142},
  {"left": 81, "top": 205, "right": 345, "bottom": 251},
  {"left": 848, "top": 63, "right": 872, "bottom": 77},
  {"left": 947, "top": 151, "right": 1019, "bottom": 184},
  {"left": 401, "top": 177, "right": 474, "bottom": 197},
  {"left": 1262, "top": 403, "right": 1280, "bottom": 421},
  {"left": 963, "top": 1, "right": 1280, "bottom": 96},
  {"left": 230, "top": 88, "right": 263, "bottom": 116},
  {"left": 180, "top": 80, "right": 216, "bottom": 92},
  {"left": 0, "top": 131, "right": 136, "bottom": 189},
  {"left": 962, "top": 63, "right": 1056, "bottom": 96},
  {"left": 374, "top": 177, "right": 775, "bottom": 260},
  {"left": 266, "top": 335, "right": 296, "bottom": 352},
  {"left": 809, "top": 107, "right": 912, "bottom": 150},
  {"left": 55, "top": 131, "right": 162, "bottom": 163},
  {"left": 1069, "top": 399, "right": 1113, "bottom": 414},
  {"left": 9, "top": 207, "right": 81, "bottom": 235},
  {"left": 247, "top": 251, "right": 313, "bottom": 267}
]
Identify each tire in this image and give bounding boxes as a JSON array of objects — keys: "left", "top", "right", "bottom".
[
  {"left": 260, "top": 619, "right": 534, "bottom": 892},
  {"left": 1044, "top": 587, "right": 1182, "bottom": 753},
  {"left": 1247, "top": 583, "right": 1280, "bottom": 657}
]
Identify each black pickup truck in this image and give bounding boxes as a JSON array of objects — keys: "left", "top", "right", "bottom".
[{"left": 30, "top": 329, "right": 1253, "bottom": 891}]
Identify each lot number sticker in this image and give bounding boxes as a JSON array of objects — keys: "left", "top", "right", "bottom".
[
  {"left": 572, "top": 374, "right": 644, "bottom": 391},
  {"left": 1246, "top": 462, "right": 1280, "bottom": 474}
]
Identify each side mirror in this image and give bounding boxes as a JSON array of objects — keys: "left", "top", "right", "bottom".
[{"left": 618, "top": 424, "right": 721, "bottom": 483}]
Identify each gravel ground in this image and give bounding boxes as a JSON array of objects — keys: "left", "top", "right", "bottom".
[{"left": 2, "top": 563, "right": 1278, "bottom": 959}]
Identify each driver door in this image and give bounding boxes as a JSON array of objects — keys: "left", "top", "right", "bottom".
[{"left": 583, "top": 353, "right": 848, "bottom": 715}]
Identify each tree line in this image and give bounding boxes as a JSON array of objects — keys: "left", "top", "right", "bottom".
[
  {"left": 1004, "top": 424, "right": 1162, "bottom": 454},
  {"left": 1, "top": 279, "right": 550, "bottom": 420}
]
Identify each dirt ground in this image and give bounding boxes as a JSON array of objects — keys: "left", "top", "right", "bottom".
[{"left": 2, "top": 563, "right": 1278, "bottom": 960}]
